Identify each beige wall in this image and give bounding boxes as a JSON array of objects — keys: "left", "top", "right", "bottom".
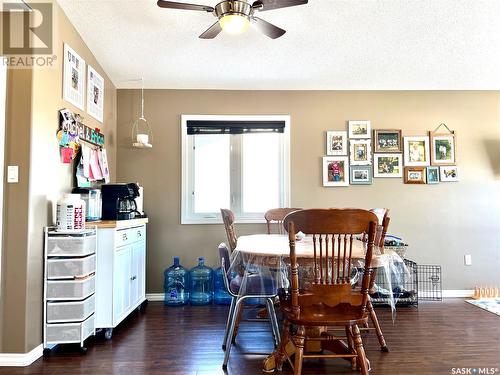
[
  {"left": 1, "top": 1, "right": 116, "bottom": 353},
  {"left": 116, "top": 90, "right": 500, "bottom": 293}
]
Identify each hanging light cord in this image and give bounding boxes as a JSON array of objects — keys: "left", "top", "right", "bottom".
[{"left": 140, "top": 77, "right": 146, "bottom": 121}]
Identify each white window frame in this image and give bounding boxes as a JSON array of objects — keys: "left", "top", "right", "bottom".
[{"left": 181, "top": 114, "right": 291, "bottom": 224}]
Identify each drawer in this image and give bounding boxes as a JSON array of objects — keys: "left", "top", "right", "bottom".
[
  {"left": 47, "top": 295, "right": 95, "bottom": 323},
  {"left": 115, "top": 226, "right": 145, "bottom": 247},
  {"left": 46, "top": 275, "right": 95, "bottom": 301},
  {"left": 47, "top": 255, "right": 96, "bottom": 279},
  {"left": 47, "top": 233, "right": 96, "bottom": 257},
  {"left": 46, "top": 314, "right": 95, "bottom": 344}
]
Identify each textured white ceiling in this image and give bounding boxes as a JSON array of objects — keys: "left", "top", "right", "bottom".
[{"left": 57, "top": 0, "right": 500, "bottom": 89}]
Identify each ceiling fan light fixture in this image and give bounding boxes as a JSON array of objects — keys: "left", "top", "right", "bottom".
[{"left": 219, "top": 14, "right": 250, "bottom": 35}]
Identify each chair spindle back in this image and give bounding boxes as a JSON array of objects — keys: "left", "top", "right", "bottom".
[
  {"left": 264, "top": 208, "right": 303, "bottom": 234},
  {"left": 220, "top": 208, "right": 237, "bottom": 252}
]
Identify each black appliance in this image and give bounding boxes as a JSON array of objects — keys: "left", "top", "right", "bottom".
[{"left": 101, "top": 183, "right": 142, "bottom": 220}]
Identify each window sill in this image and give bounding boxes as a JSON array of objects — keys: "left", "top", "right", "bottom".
[{"left": 181, "top": 218, "right": 267, "bottom": 225}]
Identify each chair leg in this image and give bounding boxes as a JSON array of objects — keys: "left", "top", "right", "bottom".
[
  {"left": 232, "top": 300, "right": 245, "bottom": 343},
  {"left": 367, "top": 300, "right": 389, "bottom": 352},
  {"left": 345, "top": 326, "right": 357, "bottom": 370},
  {"left": 223, "top": 299, "right": 244, "bottom": 369},
  {"left": 266, "top": 298, "right": 280, "bottom": 347},
  {"left": 275, "top": 318, "right": 291, "bottom": 371},
  {"left": 222, "top": 297, "right": 236, "bottom": 351},
  {"left": 293, "top": 325, "right": 305, "bottom": 375},
  {"left": 352, "top": 325, "right": 369, "bottom": 375}
]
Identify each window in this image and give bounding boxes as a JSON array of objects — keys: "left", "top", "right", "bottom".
[{"left": 181, "top": 115, "right": 290, "bottom": 224}]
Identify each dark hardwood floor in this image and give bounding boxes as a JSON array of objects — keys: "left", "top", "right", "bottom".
[{"left": 1, "top": 299, "right": 499, "bottom": 374}]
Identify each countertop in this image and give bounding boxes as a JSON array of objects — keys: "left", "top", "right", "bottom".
[{"left": 86, "top": 218, "right": 149, "bottom": 229}]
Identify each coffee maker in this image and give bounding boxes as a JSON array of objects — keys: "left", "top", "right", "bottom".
[{"left": 101, "top": 183, "right": 142, "bottom": 220}]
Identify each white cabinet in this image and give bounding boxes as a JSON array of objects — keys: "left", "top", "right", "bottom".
[{"left": 95, "top": 223, "right": 147, "bottom": 339}]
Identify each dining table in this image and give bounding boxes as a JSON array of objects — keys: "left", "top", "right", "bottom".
[{"left": 228, "top": 233, "right": 410, "bottom": 372}]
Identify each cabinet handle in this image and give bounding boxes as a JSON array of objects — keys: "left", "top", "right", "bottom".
[
  {"left": 130, "top": 275, "right": 137, "bottom": 281},
  {"left": 122, "top": 233, "right": 128, "bottom": 241},
  {"left": 137, "top": 231, "right": 142, "bottom": 237}
]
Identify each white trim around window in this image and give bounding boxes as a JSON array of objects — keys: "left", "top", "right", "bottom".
[{"left": 181, "top": 114, "right": 291, "bottom": 224}]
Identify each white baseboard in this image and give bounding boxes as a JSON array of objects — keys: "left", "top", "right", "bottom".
[
  {"left": 146, "top": 293, "right": 164, "bottom": 302},
  {"left": 0, "top": 344, "right": 43, "bottom": 367},
  {"left": 147, "top": 290, "right": 474, "bottom": 302}
]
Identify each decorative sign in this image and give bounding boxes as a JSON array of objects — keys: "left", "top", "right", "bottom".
[
  {"left": 87, "top": 65, "right": 104, "bottom": 123},
  {"left": 59, "top": 109, "right": 105, "bottom": 147}
]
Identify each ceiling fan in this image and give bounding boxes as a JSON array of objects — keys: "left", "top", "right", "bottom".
[{"left": 157, "top": 0, "right": 308, "bottom": 39}]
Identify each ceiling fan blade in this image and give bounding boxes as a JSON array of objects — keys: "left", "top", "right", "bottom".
[
  {"left": 199, "top": 21, "right": 223, "bottom": 39},
  {"left": 251, "top": 17, "right": 285, "bottom": 39},
  {"left": 157, "top": 0, "right": 214, "bottom": 12},
  {"left": 252, "top": 0, "right": 308, "bottom": 11}
]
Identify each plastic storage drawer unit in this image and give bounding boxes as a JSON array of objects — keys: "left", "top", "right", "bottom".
[
  {"left": 46, "top": 295, "right": 95, "bottom": 323},
  {"left": 46, "top": 314, "right": 95, "bottom": 344},
  {"left": 47, "top": 255, "right": 96, "bottom": 279},
  {"left": 46, "top": 232, "right": 96, "bottom": 257},
  {"left": 46, "top": 276, "right": 95, "bottom": 301}
]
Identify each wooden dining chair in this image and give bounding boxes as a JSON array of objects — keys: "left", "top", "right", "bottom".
[
  {"left": 264, "top": 208, "right": 303, "bottom": 234},
  {"left": 278, "top": 208, "right": 378, "bottom": 375},
  {"left": 220, "top": 208, "right": 237, "bottom": 252},
  {"left": 364, "top": 208, "right": 391, "bottom": 352}
]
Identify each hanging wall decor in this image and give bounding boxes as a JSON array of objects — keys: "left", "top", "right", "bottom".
[
  {"left": 429, "top": 124, "right": 456, "bottom": 166},
  {"left": 87, "top": 65, "right": 105, "bottom": 123},
  {"left": 322, "top": 156, "right": 349, "bottom": 187},
  {"left": 131, "top": 78, "right": 153, "bottom": 148},
  {"left": 63, "top": 44, "right": 86, "bottom": 110}
]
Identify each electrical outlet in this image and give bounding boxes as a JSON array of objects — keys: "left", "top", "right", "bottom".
[{"left": 464, "top": 254, "right": 472, "bottom": 266}]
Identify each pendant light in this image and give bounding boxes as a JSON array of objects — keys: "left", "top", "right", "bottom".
[{"left": 131, "top": 78, "right": 153, "bottom": 149}]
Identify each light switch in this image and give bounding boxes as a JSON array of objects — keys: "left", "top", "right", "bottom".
[
  {"left": 7, "top": 166, "right": 19, "bottom": 183},
  {"left": 464, "top": 254, "right": 472, "bottom": 266}
]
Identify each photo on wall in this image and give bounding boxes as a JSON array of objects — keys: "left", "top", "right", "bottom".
[
  {"left": 427, "top": 166, "right": 440, "bottom": 184},
  {"left": 374, "top": 129, "right": 402, "bottom": 153},
  {"left": 87, "top": 65, "right": 105, "bottom": 123},
  {"left": 348, "top": 120, "right": 371, "bottom": 139},
  {"left": 373, "top": 153, "right": 403, "bottom": 178},
  {"left": 440, "top": 166, "right": 459, "bottom": 182},
  {"left": 350, "top": 165, "right": 372, "bottom": 185},
  {"left": 349, "top": 139, "right": 372, "bottom": 165},
  {"left": 430, "top": 131, "right": 456, "bottom": 166},
  {"left": 404, "top": 167, "right": 427, "bottom": 184},
  {"left": 326, "top": 131, "right": 348, "bottom": 155},
  {"left": 322, "top": 156, "right": 349, "bottom": 186},
  {"left": 403, "top": 136, "right": 430, "bottom": 167}
]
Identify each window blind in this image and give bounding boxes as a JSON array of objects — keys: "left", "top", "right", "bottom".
[{"left": 186, "top": 120, "right": 285, "bottom": 135}]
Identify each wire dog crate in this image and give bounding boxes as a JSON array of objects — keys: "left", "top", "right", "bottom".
[
  {"left": 417, "top": 264, "right": 442, "bottom": 301},
  {"left": 370, "top": 259, "right": 419, "bottom": 307}
]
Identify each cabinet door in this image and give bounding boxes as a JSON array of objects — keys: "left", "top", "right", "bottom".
[
  {"left": 113, "top": 245, "right": 132, "bottom": 323},
  {"left": 130, "top": 241, "right": 146, "bottom": 307}
]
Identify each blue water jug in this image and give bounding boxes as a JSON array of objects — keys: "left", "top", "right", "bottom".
[
  {"left": 214, "top": 267, "right": 232, "bottom": 305},
  {"left": 189, "top": 257, "right": 213, "bottom": 306},
  {"left": 164, "top": 256, "right": 189, "bottom": 306}
]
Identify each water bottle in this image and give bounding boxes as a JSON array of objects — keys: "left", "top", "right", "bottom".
[
  {"left": 189, "top": 257, "right": 213, "bottom": 306},
  {"left": 214, "top": 267, "right": 232, "bottom": 305},
  {"left": 164, "top": 256, "right": 189, "bottom": 306}
]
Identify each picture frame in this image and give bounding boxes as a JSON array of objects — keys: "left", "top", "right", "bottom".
[
  {"left": 322, "top": 156, "right": 349, "bottom": 186},
  {"left": 348, "top": 120, "right": 371, "bottom": 139},
  {"left": 404, "top": 167, "right": 427, "bottom": 184},
  {"left": 429, "top": 131, "right": 456, "bottom": 166},
  {"left": 403, "top": 136, "right": 430, "bottom": 167},
  {"left": 426, "top": 166, "right": 440, "bottom": 184},
  {"left": 440, "top": 166, "right": 459, "bottom": 182},
  {"left": 374, "top": 129, "right": 402, "bottom": 153},
  {"left": 326, "top": 131, "right": 348, "bottom": 156},
  {"left": 87, "top": 65, "right": 105, "bottom": 123},
  {"left": 63, "top": 43, "right": 86, "bottom": 110},
  {"left": 349, "top": 139, "right": 372, "bottom": 165},
  {"left": 350, "top": 166, "right": 373, "bottom": 185},
  {"left": 373, "top": 153, "right": 403, "bottom": 178}
]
